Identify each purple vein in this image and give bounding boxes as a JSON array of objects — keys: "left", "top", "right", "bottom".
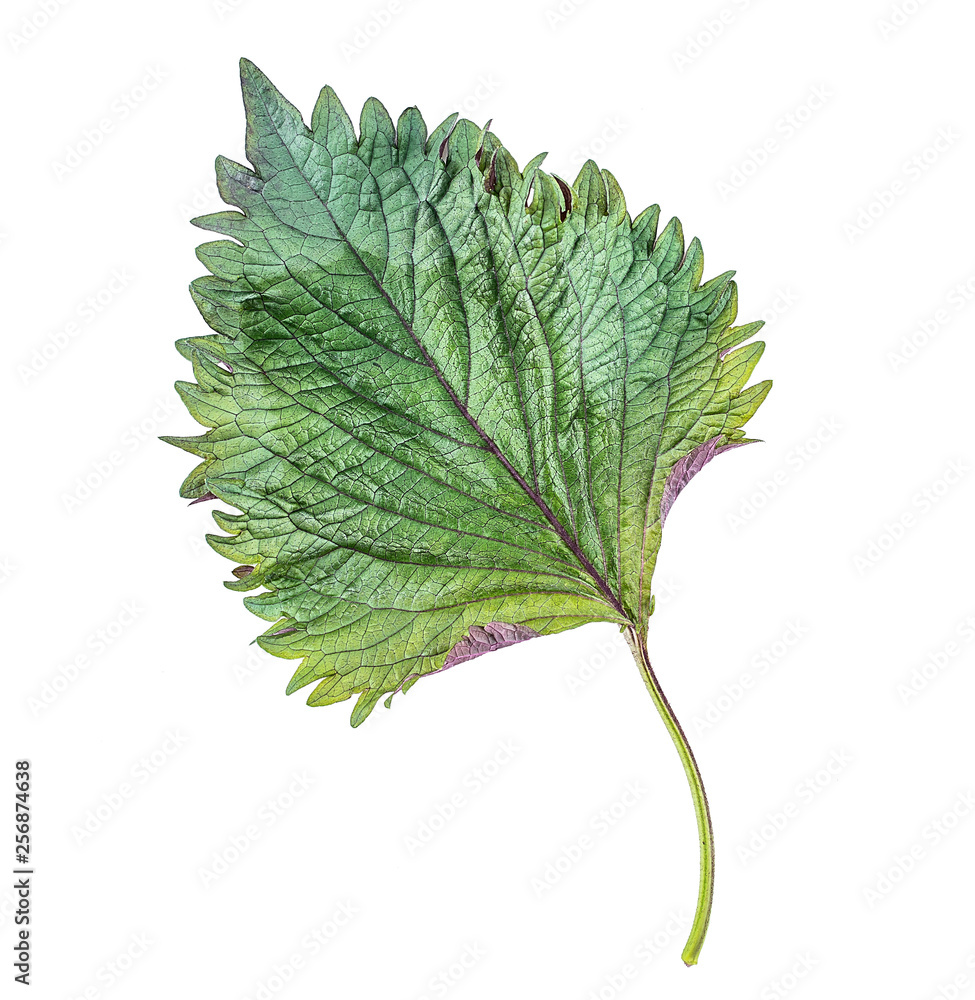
[
  {"left": 319, "top": 199, "right": 627, "bottom": 619},
  {"left": 251, "top": 92, "right": 629, "bottom": 619}
]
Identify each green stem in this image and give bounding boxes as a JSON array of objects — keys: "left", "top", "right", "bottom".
[{"left": 624, "top": 625, "right": 714, "bottom": 967}]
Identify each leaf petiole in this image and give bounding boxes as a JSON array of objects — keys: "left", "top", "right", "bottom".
[{"left": 624, "top": 625, "right": 715, "bottom": 966}]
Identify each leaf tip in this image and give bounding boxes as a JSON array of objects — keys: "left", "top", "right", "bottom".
[{"left": 238, "top": 55, "right": 262, "bottom": 83}]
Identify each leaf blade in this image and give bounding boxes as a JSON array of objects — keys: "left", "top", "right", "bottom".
[{"left": 169, "top": 61, "right": 770, "bottom": 722}]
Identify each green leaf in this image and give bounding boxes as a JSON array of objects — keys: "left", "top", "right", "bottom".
[{"left": 165, "top": 58, "right": 771, "bottom": 964}]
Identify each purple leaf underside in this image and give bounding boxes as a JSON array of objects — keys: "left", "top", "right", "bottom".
[
  {"left": 444, "top": 621, "right": 542, "bottom": 668},
  {"left": 659, "top": 436, "right": 750, "bottom": 526}
]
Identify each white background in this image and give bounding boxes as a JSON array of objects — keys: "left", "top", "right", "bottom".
[{"left": 3, "top": 0, "right": 975, "bottom": 997}]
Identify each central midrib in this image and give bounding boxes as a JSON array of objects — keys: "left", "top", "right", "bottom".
[
  {"left": 320, "top": 200, "right": 630, "bottom": 623},
  {"left": 253, "top": 86, "right": 629, "bottom": 621}
]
